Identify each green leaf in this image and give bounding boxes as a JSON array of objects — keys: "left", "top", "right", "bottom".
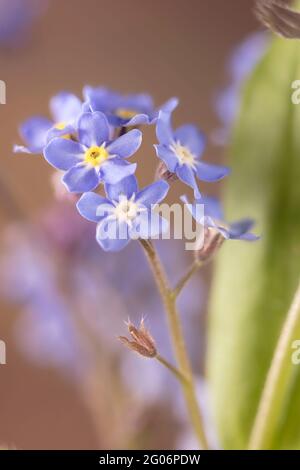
[{"left": 207, "top": 36, "right": 300, "bottom": 449}]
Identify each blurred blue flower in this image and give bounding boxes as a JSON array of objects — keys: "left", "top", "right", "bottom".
[
  {"left": 214, "top": 32, "right": 269, "bottom": 144},
  {"left": 0, "top": 0, "right": 48, "bottom": 47},
  {"left": 15, "top": 293, "right": 84, "bottom": 376},
  {"left": 0, "top": 222, "right": 86, "bottom": 376},
  {"left": 14, "top": 91, "right": 83, "bottom": 154},
  {"left": 0, "top": 223, "right": 60, "bottom": 305},
  {"left": 0, "top": 206, "right": 206, "bottom": 407},
  {"left": 181, "top": 194, "right": 259, "bottom": 241},
  {"left": 84, "top": 85, "right": 178, "bottom": 127},
  {"left": 44, "top": 112, "right": 141, "bottom": 193},
  {"left": 155, "top": 111, "right": 230, "bottom": 198},
  {"left": 229, "top": 31, "right": 268, "bottom": 84},
  {"left": 0, "top": 216, "right": 111, "bottom": 379},
  {"left": 77, "top": 176, "right": 169, "bottom": 251}
]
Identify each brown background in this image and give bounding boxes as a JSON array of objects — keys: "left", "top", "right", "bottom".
[{"left": 0, "top": 0, "right": 258, "bottom": 449}]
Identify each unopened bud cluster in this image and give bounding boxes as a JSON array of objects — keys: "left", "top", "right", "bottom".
[
  {"left": 119, "top": 319, "right": 157, "bottom": 358},
  {"left": 195, "top": 226, "right": 225, "bottom": 263}
]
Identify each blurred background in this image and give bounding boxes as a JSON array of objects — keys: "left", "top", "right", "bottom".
[{"left": 0, "top": 0, "right": 262, "bottom": 450}]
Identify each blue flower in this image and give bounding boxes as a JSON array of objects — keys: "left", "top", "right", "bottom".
[
  {"left": 214, "top": 32, "right": 268, "bottom": 144},
  {"left": 14, "top": 91, "right": 83, "bottom": 154},
  {"left": 44, "top": 112, "right": 141, "bottom": 193},
  {"left": 0, "top": 0, "right": 48, "bottom": 47},
  {"left": 77, "top": 176, "right": 169, "bottom": 251},
  {"left": 83, "top": 85, "right": 178, "bottom": 128},
  {"left": 181, "top": 194, "right": 259, "bottom": 241},
  {"left": 155, "top": 111, "right": 230, "bottom": 198}
]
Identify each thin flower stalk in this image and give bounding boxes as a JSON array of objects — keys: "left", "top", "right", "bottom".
[{"left": 140, "top": 239, "right": 210, "bottom": 450}]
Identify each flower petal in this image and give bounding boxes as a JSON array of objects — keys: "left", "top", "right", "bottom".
[
  {"left": 150, "top": 97, "right": 179, "bottom": 123},
  {"left": 156, "top": 111, "right": 174, "bottom": 145},
  {"left": 130, "top": 211, "right": 168, "bottom": 239},
  {"left": 62, "top": 163, "right": 99, "bottom": 193},
  {"left": 124, "top": 114, "right": 150, "bottom": 127},
  {"left": 46, "top": 124, "right": 76, "bottom": 143},
  {"left": 107, "top": 129, "right": 142, "bottom": 158},
  {"left": 20, "top": 116, "right": 52, "bottom": 153},
  {"left": 200, "top": 195, "right": 224, "bottom": 221},
  {"left": 196, "top": 161, "right": 230, "bottom": 182},
  {"left": 176, "top": 165, "right": 201, "bottom": 198},
  {"left": 159, "top": 97, "right": 179, "bottom": 114},
  {"left": 105, "top": 175, "right": 138, "bottom": 201},
  {"left": 78, "top": 112, "right": 110, "bottom": 147},
  {"left": 13, "top": 145, "right": 32, "bottom": 154},
  {"left": 76, "top": 192, "right": 113, "bottom": 222},
  {"left": 83, "top": 86, "right": 119, "bottom": 112},
  {"left": 120, "top": 93, "right": 153, "bottom": 113},
  {"left": 136, "top": 180, "right": 169, "bottom": 208},
  {"left": 174, "top": 125, "right": 206, "bottom": 157},
  {"left": 50, "top": 92, "right": 82, "bottom": 124},
  {"left": 100, "top": 159, "right": 137, "bottom": 185},
  {"left": 96, "top": 219, "right": 130, "bottom": 252},
  {"left": 154, "top": 144, "right": 178, "bottom": 172},
  {"left": 180, "top": 195, "right": 205, "bottom": 225},
  {"left": 228, "top": 219, "right": 259, "bottom": 240},
  {"left": 230, "top": 219, "right": 254, "bottom": 234},
  {"left": 233, "top": 232, "right": 260, "bottom": 241},
  {"left": 44, "top": 138, "right": 85, "bottom": 171},
  {"left": 82, "top": 100, "right": 92, "bottom": 112}
]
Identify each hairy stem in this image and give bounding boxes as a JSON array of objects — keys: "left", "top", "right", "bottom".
[
  {"left": 140, "top": 239, "right": 209, "bottom": 449},
  {"left": 174, "top": 260, "right": 203, "bottom": 298},
  {"left": 249, "top": 279, "right": 300, "bottom": 449},
  {"left": 156, "top": 354, "right": 188, "bottom": 384}
]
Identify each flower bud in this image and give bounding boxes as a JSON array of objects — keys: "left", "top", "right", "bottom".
[
  {"left": 119, "top": 319, "right": 157, "bottom": 358},
  {"left": 195, "top": 226, "right": 225, "bottom": 263},
  {"left": 155, "top": 161, "right": 178, "bottom": 182}
]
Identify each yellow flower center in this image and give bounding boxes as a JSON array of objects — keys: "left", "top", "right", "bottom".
[
  {"left": 84, "top": 145, "right": 109, "bottom": 167},
  {"left": 170, "top": 141, "right": 196, "bottom": 168},
  {"left": 55, "top": 122, "right": 67, "bottom": 131},
  {"left": 115, "top": 108, "right": 137, "bottom": 120},
  {"left": 55, "top": 121, "right": 72, "bottom": 140}
]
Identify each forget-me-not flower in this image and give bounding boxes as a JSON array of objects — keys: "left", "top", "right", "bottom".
[
  {"left": 44, "top": 112, "right": 141, "bottom": 193},
  {"left": 181, "top": 194, "right": 259, "bottom": 241},
  {"left": 77, "top": 176, "right": 169, "bottom": 251},
  {"left": 84, "top": 86, "right": 178, "bottom": 128},
  {"left": 155, "top": 111, "right": 230, "bottom": 198},
  {"left": 14, "top": 91, "right": 83, "bottom": 154}
]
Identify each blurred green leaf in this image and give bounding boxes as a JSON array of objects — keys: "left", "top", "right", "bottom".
[{"left": 207, "top": 36, "right": 300, "bottom": 449}]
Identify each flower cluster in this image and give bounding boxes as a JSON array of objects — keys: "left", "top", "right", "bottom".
[{"left": 14, "top": 86, "right": 258, "bottom": 251}]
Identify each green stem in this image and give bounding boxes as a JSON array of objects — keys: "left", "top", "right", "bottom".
[
  {"left": 140, "top": 239, "right": 210, "bottom": 450},
  {"left": 249, "top": 279, "right": 300, "bottom": 450}
]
